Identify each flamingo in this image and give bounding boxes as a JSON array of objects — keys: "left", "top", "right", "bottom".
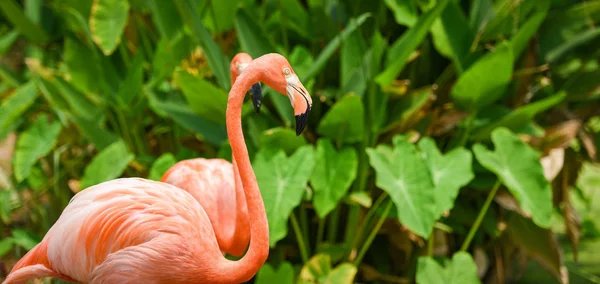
[
  {"left": 159, "top": 53, "right": 261, "bottom": 257},
  {"left": 2, "top": 53, "right": 313, "bottom": 284}
]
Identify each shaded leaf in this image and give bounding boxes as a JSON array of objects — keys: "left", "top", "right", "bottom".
[
  {"left": 310, "top": 139, "right": 358, "bottom": 218},
  {"left": 418, "top": 137, "right": 474, "bottom": 220},
  {"left": 80, "top": 140, "right": 134, "bottom": 189},
  {"left": 0, "top": 238, "right": 13, "bottom": 257},
  {"left": 256, "top": 262, "right": 295, "bottom": 284},
  {"left": 148, "top": 153, "right": 177, "bottom": 181},
  {"left": 253, "top": 145, "right": 315, "bottom": 247},
  {"left": 367, "top": 135, "right": 436, "bottom": 237},
  {"left": 259, "top": 127, "right": 307, "bottom": 156},
  {"left": 11, "top": 229, "right": 39, "bottom": 251},
  {"left": 149, "top": 0, "right": 182, "bottom": 40},
  {"left": 430, "top": 2, "right": 475, "bottom": 73},
  {"left": 89, "top": 0, "right": 130, "bottom": 55},
  {"left": 416, "top": 252, "right": 481, "bottom": 284},
  {"left": 13, "top": 114, "right": 61, "bottom": 182},
  {"left": 235, "top": 8, "right": 277, "bottom": 58},
  {"left": 176, "top": 70, "right": 227, "bottom": 125},
  {"left": 317, "top": 94, "right": 365, "bottom": 144},
  {"left": 0, "top": 0, "right": 49, "bottom": 42},
  {"left": 451, "top": 43, "right": 513, "bottom": 111},
  {"left": 0, "top": 81, "right": 38, "bottom": 139},
  {"left": 117, "top": 52, "right": 144, "bottom": 106},
  {"left": 473, "top": 128, "right": 553, "bottom": 228}
]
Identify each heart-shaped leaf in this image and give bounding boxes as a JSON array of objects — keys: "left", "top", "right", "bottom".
[
  {"left": 451, "top": 43, "right": 513, "bottom": 111},
  {"left": 417, "top": 252, "right": 481, "bottom": 284},
  {"left": 367, "top": 135, "right": 436, "bottom": 237},
  {"left": 253, "top": 145, "right": 315, "bottom": 247},
  {"left": 473, "top": 127, "right": 553, "bottom": 228},
  {"left": 418, "top": 137, "right": 474, "bottom": 219},
  {"left": 13, "top": 114, "right": 62, "bottom": 182},
  {"left": 89, "top": 0, "right": 130, "bottom": 55},
  {"left": 317, "top": 94, "right": 365, "bottom": 144},
  {"left": 310, "top": 139, "right": 358, "bottom": 218},
  {"left": 81, "top": 140, "right": 134, "bottom": 189},
  {"left": 256, "top": 262, "right": 295, "bottom": 284},
  {"left": 148, "top": 153, "right": 177, "bottom": 181}
]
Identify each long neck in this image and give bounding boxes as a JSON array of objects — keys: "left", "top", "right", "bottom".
[{"left": 213, "top": 69, "right": 269, "bottom": 282}]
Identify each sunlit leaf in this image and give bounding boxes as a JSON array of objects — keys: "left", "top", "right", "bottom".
[
  {"left": 473, "top": 128, "right": 553, "bottom": 228},
  {"left": 256, "top": 262, "right": 295, "bottom": 284},
  {"left": 376, "top": 0, "right": 449, "bottom": 87},
  {"left": 451, "top": 43, "right": 513, "bottom": 111},
  {"left": 384, "top": 0, "right": 417, "bottom": 26},
  {"left": 0, "top": 81, "right": 38, "bottom": 140},
  {"left": 148, "top": 153, "right": 177, "bottom": 181},
  {"left": 253, "top": 145, "right": 315, "bottom": 247},
  {"left": 418, "top": 137, "right": 474, "bottom": 220},
  {"left": 13, "top": 114, "right": 61, "bottom": 182},
  {"left": 317, "top": 94, "right": 365, "bottom": 144},
  {"left": 80, "top": 140, "right": 134, "bottom": 189},
  {"left": 89, "top": 0, "right": 130, "bottom": 55},
  {"left": 310, "top": 139, "right": 358, "bottom": 218},
  {"left": 367, "top": 135, "right": 436, "bottom": 237},
  {"left": 416, "top": 252, "right": 481, "bottom": 284},
  {"left": 298, "top": 253, "right": 357, "bottom": 284}
]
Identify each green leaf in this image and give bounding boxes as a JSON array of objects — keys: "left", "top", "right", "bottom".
[
  {"left": 174, "top": 0, "right": 230, "bottom": 90},
  {"left": 235, "top": 8, "right": 277, "bottom": 58},
  {"left": 417, "top": 137, "right": 474, "bottom": 220},
  {"left": 510, "top": 10, "right": 547, "bottom": 60},
  {"left": 0, "top": 81, "right": 38, "bottom": 139},
  {"left": 298, "top": 254, "right": 358, "bottom": 284},
  {"left": 430, "top": 2, "right": 476, "bottom": 73},
  {"left": 63, "top": 37, "right": 113, "bottom": 96},
  {"left": 176, "top": 70, "right": 227, "bottom": 125},
  {"left": 117, "top": 52, "right": 144, "bottom": 106},
  {"left": 317, "top": 94, "right": 365, "bottom": 144},
  {"left": 416, "top": 252, "right": 481, "bottom": 284},
  {"left": 384, "top": 0, "right": 417, "bottom": 26},
  {"left": 366, "top": 135, "right": 436, "bottom": 237},
  {"left": 259, "top": 127, "right": 307, "bottom": 156},
  {"left": 471, "top": 92, "right": 566, "bottom": 140},
  {"left": 89, "top": 0, "right": 130, "bottom": 55},
  {"left": 0, "top": 0, "right": 49, "bottom": 42},
  {"left": 0, "top": 238, "right": 14, "bottom": 257},
  {"left": 13, "top": 114, "right": 62, "bottom": 182},
  {"left": 450, "top": 43, "right": 513, "bottom": 111},
  {"left": 149, "top": 0, "right": 183, "bottom": 40},
  {"left": 11, "top": 229, "right": 40, "bottom": 251},
  {"left": 148, "top": 153, "right": 177, "bottom": 181},
  {"left": 80, "top": 140, "right": 134, "bottom": 189},
  {"left": 376, "top": 0, "right": 449, "bottom": 87},
  {"left": 310, "top": 139, "right": 358, "bottom": 218},
  {"left": 473, "top": 128, "right": 553, "bottom": 228},
  {"left": 253, "top": 145, "right": 315, "bottom": 247},
  {"left": 150, "top": 31, "right": 195, "bottom": 84},
  {"left": 0, "top": 31, "right": 19, "bottom": 56},
  {"left": 256, "top": 262, "right": 295, "bottom": 284}
]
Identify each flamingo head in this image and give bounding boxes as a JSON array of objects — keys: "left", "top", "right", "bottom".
[
  {"left": 258, "top": 54, "right": 313, "bottom": 136},
  {"left": 231, "top": 53, "right": 263, "bottom": 113}
]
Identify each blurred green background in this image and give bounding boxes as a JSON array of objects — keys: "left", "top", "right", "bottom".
[{"left": 1, "top": 0, "right": 600, "bottom": 283}]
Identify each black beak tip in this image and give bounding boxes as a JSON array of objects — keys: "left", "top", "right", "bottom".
[
  {"left": 295, "top": 107, "right": 311, "bottom": 136},
  {"left": 250, "top": 83, "right": 263, "bottom": 113}
]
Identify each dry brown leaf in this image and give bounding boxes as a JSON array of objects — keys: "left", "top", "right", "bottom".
[
  {"left": 473, "top": 247, "right": 490, "bottom": 279},
  {"left": 541, "top": 148, "right": 565, "bottom": 182}
]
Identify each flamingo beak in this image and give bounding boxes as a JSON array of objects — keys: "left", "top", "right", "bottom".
[
  {"left": 249, "top": 82, "right": 263, "bottom": 113},
  {"left": 285, "top": 74, "right": 312, "bottom": 136}
]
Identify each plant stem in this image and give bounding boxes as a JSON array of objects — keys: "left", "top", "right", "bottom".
[
  {"left": 460, "top": 180, "right": 501, "bottom": 252},
  {"left": 299, "top": 206, "right": 311, "bottom": 254},
  {"left": 290, "top": 212, "right": 309, "bottom": 263},
  {"left": 348, "top": 192, "right": 387, "bottom": 258},
  {"left": 353, "top": 199, "right": 392, "bottom": 266},
  {"left": 427, "top": 231, "right": 434, "bottom": 256},
  {"left": 327, "top": 206, "right": 340, "bottom": 243},
  {"left": 316, "top": 217, "right": 325, "bottom": 250}
]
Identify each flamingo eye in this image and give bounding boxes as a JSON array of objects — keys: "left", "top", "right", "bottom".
[{"left": 283, "top": 68, "right": 291, "bottom": 76}]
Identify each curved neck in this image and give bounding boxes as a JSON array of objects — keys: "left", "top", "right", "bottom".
[{"left": 213, "top": 68, "right": 269, "bottom": 282}]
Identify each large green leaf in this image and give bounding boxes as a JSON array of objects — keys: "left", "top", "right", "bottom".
[
  {"left": 259, "top": 127, "right": 307, "bottom": 156},
  {"left": 89, "top": 0, "right": 130, "bottom": 55},
  {"left": 0, "top": 81, "right": 38, "bottom": 139},
  {"left": 80, "top": 140, "right": 134, "bottom": 189},
  {"left": 253, "top": 145, "right": 315, "bottom": 247},
  {"left": 310, "top": 139, "right": 358, "bottom": 218},
  {"left": 366, "top": 135, "right": 436, "bottom": 237},
  {"left": 13, "top": 114, "right": 62, "bottom": 182},
  {"left": 174, "top": 0, "right": 230, "bottom": 90},
  {"left": 256, "top": 262, "right": 295, "bottom": 284},
  {"left": 376, "top": 0, "right": 449, "bottom": 87},
  {"left": 450, "top": 43, "right": 513, "bottom": 111},
  {"left": 148, "top": 153, "right": 177, "bottom": 181},
  {"left": 384, "top": 0, "right": 417, "bottom": 27},
  {"left": 176, "top": 70, "right": 228, "bottom": 125},
  {"left": 418, "top": 137, "right": 474, "bottom": 220},
  {"left": 416, "top": 252, "right": 481, "bottom": 284},
  {"left": 317, "top": 94, "right": 365, "bottom": 144},
  {"left": 471, "top": 92, "right": 566, "bottom": 140},
  {"left": 235, "top": 8, "right": 277, "bottom": 58},
  {"left": 473, "top": 128, "right": 553, "bottom": 228}
]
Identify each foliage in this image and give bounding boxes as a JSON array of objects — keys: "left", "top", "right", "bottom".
[{"left": 1, "top": 0, "right": 600, "bottom": 283}]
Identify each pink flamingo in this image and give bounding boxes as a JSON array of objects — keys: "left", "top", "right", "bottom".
[
  {"left": 3, "top": 53, "right": 312, "bottom": 284},
  {"left": 159, "top": 53, "right": 261, "bottom": 257}
]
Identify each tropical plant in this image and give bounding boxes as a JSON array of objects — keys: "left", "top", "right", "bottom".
[{"left": 0, "top": 0, "right": 599, "bottom": 283}]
